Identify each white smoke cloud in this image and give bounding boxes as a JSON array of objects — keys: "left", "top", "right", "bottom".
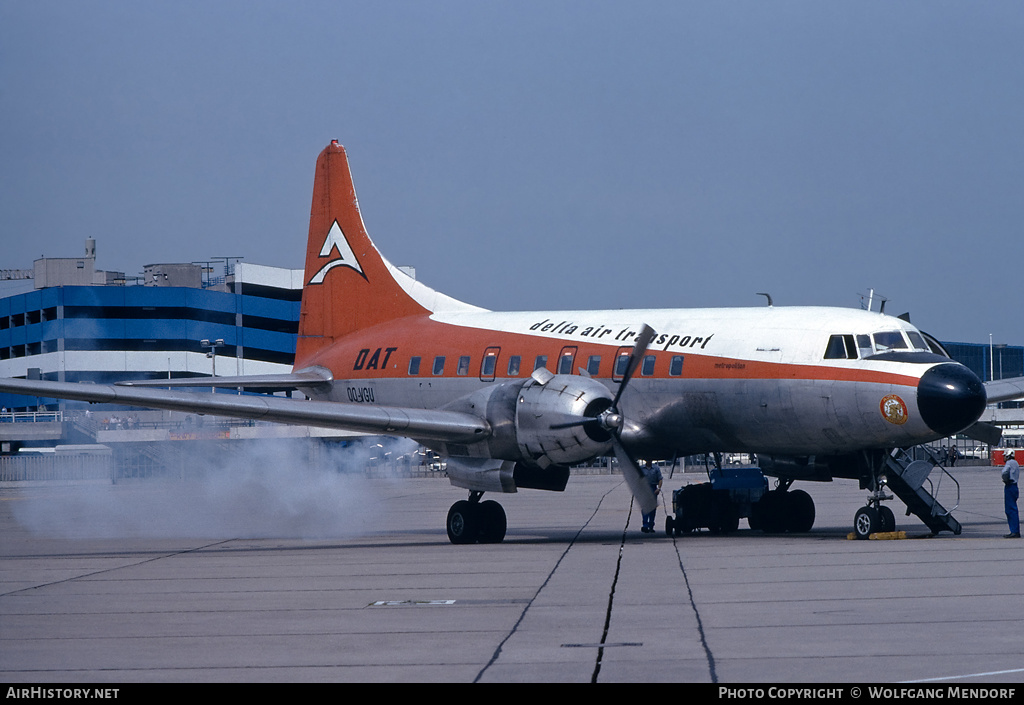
[{"left": 11, "top": 437, "right": 421, "bottom": 539}]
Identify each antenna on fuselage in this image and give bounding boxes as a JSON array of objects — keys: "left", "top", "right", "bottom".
[
  {"left": 859, "top": 288, "right": 888, "bottom": 314},
  {"left": 756, "top": 292, "right": 773, "bottom": 307}
]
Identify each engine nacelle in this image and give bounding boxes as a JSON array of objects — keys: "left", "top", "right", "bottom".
[{"left": 514, "top": 373, "right": 615, "bottom": 467}]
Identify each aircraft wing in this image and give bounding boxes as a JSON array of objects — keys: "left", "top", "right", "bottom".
[
  {"left": 114, "top": 366, "right": 334, "bottom": 393},
  {"left": 0, "top": 378, "right": 490, "bottom": 444},
  {"left": 957, "top": 376, "right": 1024, "bottom": 446},
  {"left": 985, "top": 376, "right": 1024, "bottom": 404}
]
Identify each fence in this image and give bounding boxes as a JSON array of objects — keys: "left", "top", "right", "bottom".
[
  {"left": 0, "top": 453, "right": 112, "bottom": 482},
  {"left": 0, "top": 411, "right": 63, "bottom": 423}
]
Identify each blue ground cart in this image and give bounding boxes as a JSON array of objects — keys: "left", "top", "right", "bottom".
[{"left": 665, "top": 466, "right": 769, "bottom": 536}]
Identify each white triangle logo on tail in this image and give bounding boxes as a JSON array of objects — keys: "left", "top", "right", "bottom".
[{"left": 308, "top": 220, "right": 365, "bottom": 284}]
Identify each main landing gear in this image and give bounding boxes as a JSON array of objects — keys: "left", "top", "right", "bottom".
[
  {"left": 446, "top": 492, "right": 507, "bottom": 544},
  {"left": 749, "top": 479, "right": 816, "bottom": 534}
]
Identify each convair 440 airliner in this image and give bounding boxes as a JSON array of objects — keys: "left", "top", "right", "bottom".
[{"left": 4, "top": 141, "right": 1023, "bottom": 543}]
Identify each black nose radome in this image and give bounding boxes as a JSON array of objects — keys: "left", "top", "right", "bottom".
[{"left": 917, "top": 363, "right": 987, "bottom": 437}]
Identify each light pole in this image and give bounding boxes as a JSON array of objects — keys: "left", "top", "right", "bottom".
[
  {"left": 990, "top": 334, "right": 994, "bottom": 382},
  {"left": 200, "top": 339, "right": 225, "bottom": 377}
]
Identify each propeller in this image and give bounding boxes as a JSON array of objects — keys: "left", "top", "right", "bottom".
[
  {"left": 550, "top": 324, "right": 659, "bottom": 514},
  {"left": 608, "top": 325, "right": 659, "bottom": 514},
  {"left": 612, "top": 324, "right": 656, "bottom": 411},
  {"left": 962, "top": 421, "right": 1002, "bottom": 446}
]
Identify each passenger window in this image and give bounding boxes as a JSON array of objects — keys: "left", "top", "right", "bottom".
[
  {"left": 408, "top": 356, "right": 421, "bottom": 375},
  {"left": 641, "top": 355, "right": 656, "bottom": 376},
  {"left": 669, "top": 355, "right": 684, "bottom": 376},
  {"left": 587, "top": 355, "right": 601, "bottom": 376},
  {"left": 507, "top": 355, "right": 521, "bottom": 376},
  {"left": 457, "top": 355, "right": 470, "bottom": 376},
  {"left": 534, "top": 355, "right": 548, "bottom": 371},
  {"left": 432, "top": 356, "right": 445, "bottom": 375}
]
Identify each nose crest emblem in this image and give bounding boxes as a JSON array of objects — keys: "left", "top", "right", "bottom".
[{"left": 880, "top": 394, "right": 909, "bottom": 425}]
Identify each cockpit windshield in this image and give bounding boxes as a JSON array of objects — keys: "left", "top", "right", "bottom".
[
  {"left": 906, "top": 330, "right": 929, "bottom": 351},
  {"left": 824, "top": 329, "right": 934, "bottom": 360},
  {"left": 872, "top": 331, "right": 908, "bottom": 353}
]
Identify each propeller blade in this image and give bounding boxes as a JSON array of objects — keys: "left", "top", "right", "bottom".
[
  {"left": 612, "top": 438, "right": 657, "bottom": 515},
  {"left": 549, "top": 418, "right": 594, "bottom": 430},
  {"left": 962, "top": 421, "right": 1003, "bottom": 446},
  {"left": 611, "top": 323, "right": 656, "bottom": 411}
]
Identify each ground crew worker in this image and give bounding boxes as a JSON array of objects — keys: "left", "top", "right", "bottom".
[
  {"left": 641, "top": 462, "right": 663, "bottom": 534},
  {"left": 1002, "top": 450, "right": 1020, "bottom": 539}
]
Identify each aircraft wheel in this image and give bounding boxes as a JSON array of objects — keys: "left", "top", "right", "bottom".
[
  {"left": 853, "top": 506, "right": 880, "bottom": 540},
  {"left": 715, "top": 499, "right": 740, "bottom": 534},
  {"left": 786, "top": 490, "right": 815, "bottom": 533},
  {"left": 755, "top": 491, "right": 786, "bottom": 533},
  {"left": 477, "top": 500, "right": 507, "bottom": 544},
  {"left": 878, "top": 505, "right": 896, "bottom": 533},
  {"left": 447, "top": 500, "right": 479, "bottom": 545},
  {"left": 747, "top": 502, "right": 763, "bottom": 531}
]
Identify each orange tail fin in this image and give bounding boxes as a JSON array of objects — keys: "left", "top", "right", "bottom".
[{"left": 295, "top": 141, "right": 430, "bottom": 366}]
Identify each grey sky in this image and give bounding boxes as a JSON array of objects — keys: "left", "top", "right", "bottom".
[{"left": 2, "top": 1, "right": 1022, "bottom": 346}]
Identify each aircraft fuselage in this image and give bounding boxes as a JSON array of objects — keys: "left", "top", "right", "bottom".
[{"left": 301, "top": 305, "right": 985, "bottom": 467}]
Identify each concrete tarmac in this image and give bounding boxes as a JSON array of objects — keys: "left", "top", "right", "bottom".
[{"left": 1, "top": 466, "right": 1023, "bottom": 683}]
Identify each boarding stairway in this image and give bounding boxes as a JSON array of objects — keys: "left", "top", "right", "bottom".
[
  {"left": 882, "top": 447, "right": 962, "bottom": 535},
  {"left": 70, "top": 414, "right": 100, "bottom": 443}
]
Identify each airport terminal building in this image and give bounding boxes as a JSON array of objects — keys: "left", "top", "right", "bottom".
[{"left": 1, "top": 240, "right": 303, "bottom": 411}]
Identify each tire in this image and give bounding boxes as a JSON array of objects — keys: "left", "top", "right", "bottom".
[
  {"left": 447, "top": 500, "right": 479, "bottom": 544},
  {"left": 756, "top": 491, "right": 786, "bottom": 533},
  {"left": 665, "top": 516, "right": 675, "bottom": 538},
  {"left": 477, "top": 500, "right": 507, "bottom": 544},
  {"left": 878, "top": 505, "right": 896, "bottom": 533},
  {"left": 715, "top": 497, "right": 740, "bottom": 534},
  {"left": 854, "top": 506, "right": 880, "bottom": 540},
  {"left": 748, "top": 501, "right": 763, "bottom": 531},
  {"left": 786, "top": 490, "right": 816, "bottom": 533}
]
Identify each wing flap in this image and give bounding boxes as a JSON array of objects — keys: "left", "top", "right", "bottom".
[{"left": 0, "top": 378, "right": 490, "bottom": 443}]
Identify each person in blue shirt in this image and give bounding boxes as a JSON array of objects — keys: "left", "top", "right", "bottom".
[{"left": 1002, "top": 450, "right": 1020, "bottom": 539}]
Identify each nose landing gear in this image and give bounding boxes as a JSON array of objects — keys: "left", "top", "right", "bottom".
[
  {"left": 852, "top": 463, "right": 897, "bottom": 539},
  {"left": 852, "top": 504, "right": 897, "bottom": 539}
]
